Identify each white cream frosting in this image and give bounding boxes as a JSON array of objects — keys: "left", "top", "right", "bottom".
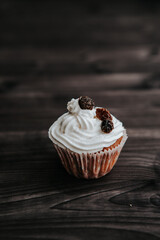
[{"left": 49, "top": 98, "right": 125, "bottom": 154}]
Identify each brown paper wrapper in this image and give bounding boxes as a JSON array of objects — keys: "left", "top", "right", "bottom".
[{"left": 54, "top": 130, "right": 127, "bottom": 179}]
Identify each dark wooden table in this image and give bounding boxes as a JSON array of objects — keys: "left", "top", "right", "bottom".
[{"left": 1, "top": 1, "right": 160, "bottom": 239}]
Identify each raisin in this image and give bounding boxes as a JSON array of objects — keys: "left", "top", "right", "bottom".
[
  {"left": 79, "top": 96, "right": 95, "bottom": 110},
  {"left": 101, "top": 119, "right": 114, "bottom": 133},
  {"left": 96, "top": 108, "right": 112, "bottom": 121}
]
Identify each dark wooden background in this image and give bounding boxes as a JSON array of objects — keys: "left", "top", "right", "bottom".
[{"left": 1, "top": 0, "right": 160, "bottom": 239}]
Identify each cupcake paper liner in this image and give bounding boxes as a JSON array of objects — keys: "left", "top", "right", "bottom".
[{"left": 54, "top": 130, "right": 128, "bottom": 179}]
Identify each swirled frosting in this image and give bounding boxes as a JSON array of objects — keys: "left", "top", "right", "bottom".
[{"left": 49, "top": 98, "right": 125, "bottom": 154}]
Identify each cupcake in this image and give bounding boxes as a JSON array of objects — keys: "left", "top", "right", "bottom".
[{"left": 49, "top": 96, "right": 127, "bottom": 179}]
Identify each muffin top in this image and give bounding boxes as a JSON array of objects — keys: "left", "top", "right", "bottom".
[{"left": 49, "top": 96, "right": 125, "bottom": 154}]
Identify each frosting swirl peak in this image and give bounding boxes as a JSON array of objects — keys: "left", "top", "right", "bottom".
[{"left": 67, "top": 98, "right": 81, "bottom": 114}]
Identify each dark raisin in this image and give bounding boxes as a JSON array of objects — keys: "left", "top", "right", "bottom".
[
  {"left": 96, "top": 108, "right": 112, "bottom": 121},
  {"left": 101, "top": 119, "right": 114, "bottom": 133},
  {"left": 79, "top": 96, "right": 95, "bottom": 110}
]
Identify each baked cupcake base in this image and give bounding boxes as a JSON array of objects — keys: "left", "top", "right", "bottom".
[{"left": 54, "top": 130, "right": 127, "bottom": 179}]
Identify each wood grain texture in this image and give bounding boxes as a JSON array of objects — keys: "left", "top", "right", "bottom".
[{"left": 0, "top": 0, "right": 160, "bottom": 239}]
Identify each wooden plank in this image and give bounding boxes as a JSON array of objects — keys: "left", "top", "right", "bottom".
[
  {"left": 0, "top": 222, "right": 159, "bottom": 240},
  {"left": 0, "top": 74, "right": 153, "bottom": 95},
  {"left": 1, "top": 49, "right": 160, "bottom": 76}
]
